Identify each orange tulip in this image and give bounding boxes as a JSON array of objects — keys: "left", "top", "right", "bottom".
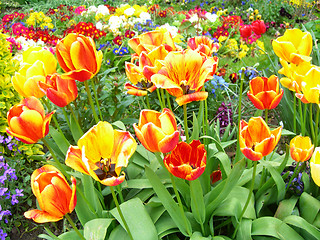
[
  {"left": 239, "top": 117, "right": 282, "bottom": 161},
  {"left": 6, "top": 97, "right": 54, "bottom": 144},
  {"left": 38, "top": 73, "right": 78, "bottom": 107},
  {"left": 65, "top": 121, "right": 137, "bottom": 186},
  {"left": 134, "top": 108, "right": 179, "bottom": 153},
  {"left": 290, "top": 135, "right": 314, "bottom": 162},
  {"left": 151, "top": 50, "right": 217, "bottom": 105},
  {"left": 247, "top": 75, "right": 283, "bottom": 110},
  {"left": 56, "top": 33, "right": 103, "bottom": 82},
  {"left": 164, "top": 140, "right": 206, "bottom": 180},
  {"left": 187, "top": 36, "right": 219, "bottom": 57},
  {"left": 24, "top": 165, "right": 77, "bottom": 223}
]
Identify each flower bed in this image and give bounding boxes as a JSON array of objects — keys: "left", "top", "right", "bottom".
[{"left": 1, "top": 0, "right": 320, "bottom": 239}]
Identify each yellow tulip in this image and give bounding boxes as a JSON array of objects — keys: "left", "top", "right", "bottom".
[{"left": 310, "top": 147, "right": 320, "bottom": 187}]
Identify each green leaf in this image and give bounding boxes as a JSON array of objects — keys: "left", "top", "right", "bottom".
[
  {"left": 284, "top": 215, "right": 320, "bottom": 240},
  {"left": 84, "top": 218, "right": 113, "bottom": 240},
  {"left": 190, "top": 179, "right": 205, "bottom": 225},
  {"left": 190, "top": 111, "right": 200, "bottom": 141},
  {"left": 155, "top": 212, "right": 179, "bottom": 238},
  {"left": 214, "top": 152, "right": 231, "bottom": 179},
  {"left": 299, "top": 192, "right": 320, "bottom": 224},
  {"left": 49, "top": 126, "right": 70, "bottom": 155},
  {"left": 204, "top": 158, "right": 246, "bottom": 219},
  {"left": 274, "top": 197, "right": 298, "bottom": 220},
  {"left": 109, "top": 225, "right": 129, "bottom": 240},
  {"left": 190, "top": 232, "right": 211, "bottom": 240},
  {"left": 145, "top": 166, "right": 192, "bottom": 236},
  {"left": 252, "top": 217, "right": 303, "bottom": 239},
  {"left": 112, "top": 120, "right": 126, "bottom": 130},
  {"left": 236, "top": 219, "right": 252, "bottom": 240},
  {"left": 69, "top": 111, "right": 83, "bottom": 142},
  {"left": 260, "top": 160, "right": 286, "bottom": 202},
  {"left": 58, "top": 230, "right": 84, "bottom": 240},
  {"left": 110, "top": 198, "right": 158, "bottom": 240}
]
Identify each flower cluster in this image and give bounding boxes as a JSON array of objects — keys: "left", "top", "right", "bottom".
[
  {"left": 215, "top": 102, "right": 233, "bottom": 134},
  {"left": 65, "top": 21, "right": 106, "bottom": 40},
  {"left": 26, "top": 11, "right": 54, "bottom": 29}
]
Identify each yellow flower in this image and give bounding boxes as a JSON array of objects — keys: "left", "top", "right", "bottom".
[
  {"left": 300, "top": 66, "right": 320, "bottom": 104},
  {"left": 310, "top": 147, "right": 320, "bottom": 186}
]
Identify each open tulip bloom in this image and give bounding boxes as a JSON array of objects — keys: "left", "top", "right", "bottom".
[
  {"left": 65, "top": 121, "right": 137, "bottom": 186},
  {"left": 239, "top": 117, "right": 282, "bottom": 161},
  {"left": 290, "top": 135, "right": 314, "bottom": 162},
  {"left": 24, "top": 165, "right": 77, "bottom": 223},
  {"left": 311, "top": 147, "right": 320, "bottom": 187}
]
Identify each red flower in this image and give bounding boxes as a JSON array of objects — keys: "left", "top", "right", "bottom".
[
  {"left": 113, "top": 35, "right": 123, "bottom": 46},
  {"left": 164, "top": 140, "right": 206, "bottom": 180},
  {"left": 159, "top": 10, "right": 167, "bottom": 18},
  {"left": 239, "top": 25, "right": 252, "bottom": 38},
  {"left": 251, "top": 20, "right": 266, "bottom": 35}
]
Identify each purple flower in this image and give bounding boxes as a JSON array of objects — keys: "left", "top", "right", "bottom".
[
  {"left": 0, "top": 176, "right": 6, "bottom": 185},
  {"left": 0, "top": 136, "right": 4, "bottom": 144},
  {"left": 0, "top": 188, "right": 8, "bottom": 196},
  {"left": 4, "top": 136, "right": 12, "bottom": 144},
  {"left": 0, "top": 228, "right": 7, "bottom": 240},
  {"left": 11, "top": 189, "right": 23, "bottom": 205}
]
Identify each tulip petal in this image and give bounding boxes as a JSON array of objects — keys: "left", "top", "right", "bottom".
[
  {"left": 175, "top": 91, "right": 208, "bottom": 106},
  {"left": 65, "top": 146, "right": 90, "bottom": 175},
  {"left": 158, "top": 131, "right": 180, "bottom": 153},
  {"left": 24, "top": 209, "right": 63, "bottom": 223},
  {"left": 140, "top": 123, "right": 166, "bottom": 152}
]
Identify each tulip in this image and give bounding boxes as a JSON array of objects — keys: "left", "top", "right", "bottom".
[
  {"left": 151, "top": 50, "right": 217, "bottom": 106},
  {"left": 239, "top": 25, "right": 252, "bottom": 38},
  {"left": 290, "top": 135, "right": 314, "bottom": 162},
  {"left": 272, "top": 28, "right": 312, "bottom": 65},
  {"left": 251, "top": 20, "right": 266, "bottom": 35},
  {"left": 239, "top": 117, "right": 282, "bottom": 161},
  {"left": 38, "top": 73, "right": 78, "bottom": 107},
  {"left": 65, "top": 121, "right": 137, "bottom": 186},
  {"left": 310, "top": 147, "right": 320, "bottom": 187},
  {"left": 128, "top": 30, "right": 177, "bottom": 55},
  {"left": 24, "top": 165, "right": 77, "bottom": 223},
  {"left": 164, "top": 140, "right": 206, "bottom": 180},
  {"left": 247, "top": 75, "right": 283, "bottom": 110},
  {"left": 56, "top": 33, "right": 103, "bottom": 82},
  {"left": 187, "top": 36, "right": 219, "bottom": 57},
  {"left": 300, "top": 66, "right": 320, "bottom": 104},
  {"left": 6, "top": 97, "right": 54, "bottom": 144},
  {"left": 133, "top": 108, "right": 180, "bottom": 153}
]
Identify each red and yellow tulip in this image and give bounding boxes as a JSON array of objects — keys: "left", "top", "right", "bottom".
[
  {"left": 65, "top": 121, "right": 137, "bottom": 186},
  {"left": 290, "top": 135, "right": 314, "bottom": 162},
  {"left": 38, "top": 73, "right": 78, "bottom": 107},
  {"left": 187, "top": 36, "right": 219, "bottom": 57},
  {"left": 56, "top": 33, "right": 103, "bottom": 82},
  {"left": 239, "top": 117, "right": 282, "bottom": 161},
  {"left": 272, "top": 28, "right": 312, "bottom": 65},
  {"left": 163, "top": 140, "right": 206, "bottom": 180},
  {"left": 151, "top": 50, "right": 217, "bottom": 105},
  {"left": 24, "top": 165, "right": 77, "bottom": 223},
  {"left": 6, "top": 97, "right": 54, "bottom": 144},
  {"left": 247, "top": 75, "right": 283, "bottom": 110},
  {"left": 133, "top": 108, "right": 179, "bottom": 153}
]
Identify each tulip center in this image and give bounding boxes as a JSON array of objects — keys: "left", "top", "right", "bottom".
[
  {"left": 180, "top": 80, "right": 195, "bottom": 95},
  {"left": 136, "top": 79, "right": 154, "bottom": 90},
  {"left": 94, "top": 158, "right": 117, "bottom": 180}
]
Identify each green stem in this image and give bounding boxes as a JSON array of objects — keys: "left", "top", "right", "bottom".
[
  {"left": 299, "top": 100, "right": 304, "bottom": 135},
  {"left": 160, "top": 88, "right": 166, "bottom": 109},
  {"left": 235, "top": 69, "right": 245, "bottom": 162},
  {"left": 156, "top": 88, "right": 164, "bottom": 110},
  {"left": 117, "top": 184, "right": 125, "bottom": 204},
  {"left": 67, "top": 105, "right": 83, "bottom": 135},
  {"left": 285, "top": 162, "right": 305, "bottom": 193},
  {"left": 315, "top": 105, "right": 320, "bottom": 147},
  {"left": 84, "top": 81, "right": 99, "bottom": 124},
  {"left": 145, "top": 94, "right": 151, "bottom": 109},
  {"left": 165, "top": 90, "right": 172, "bottom": 111},
  {"left": 183, "top": 104, "right": 190, "bottom": 143},
  {"left": 65, "top": 213, "right": 85, "bottom": 240},
  {"left": 44, "top": 226, "right": 60, "bottom": 240},
  {"left": 310, "top": 104, "right": 315, "bottom": 144},
  {"left": 110, "top": 186, "right": 134, "bottom": 240},
  {"left": 61, "top": 107, "right": 71, "bottom": 129},
  {"left": 140, "top": 96, "right": 148, "bottom": 109},
  {"left": 76, "top": 187, "right": 99, "bottom": 217},
  {"left": 42, "top": 138, "right": 69, "bottom": 179},
  {"left": 293, "top": 95, "right": 297, "bottom": 133},
  {"left": 170, "top": 174, "right": 192, "bottom": 237},
  {"left": 265, "top": 109, "right": 268, "bottom": 125},
  {"left": 90, "top": 78, "right": 103, "bottom": 120},
  {"left": 232, "top": 161, "right": 257, "bottom": 238},
  {"left": 189, "top": 180, "right": 205, "bottom": 236}
]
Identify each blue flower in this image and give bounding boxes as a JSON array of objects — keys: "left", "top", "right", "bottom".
[
  {"left": 106, "top": 59, "right": 111, "bottom": 65},
  {"left": 113, "top": 47, "right": 119, "bottom": 55}
]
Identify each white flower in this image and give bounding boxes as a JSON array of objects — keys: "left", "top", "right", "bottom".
[
  {"left": 96, "top": 22, "right": 103, "bottom": 30},
  {"left": 124, "top": 7, "right": 135, "bottom": 16},
  {"left": 87, "top": 6, "right": 98, "bottom": 13},
  {"left": 205, "top": 12, "right": 218, "bottom": 23},
  {"left": 139, "top": 12, "right": 151, "bottom": 24},
  {"left": 97, "top": 5, "right": 109, "bottom": 15},
  {"left": 189, "top": 14, "right": 199, "bottom": 23},
  {"left": 159, "top": 24, "right": 179, "bottom": 38}
]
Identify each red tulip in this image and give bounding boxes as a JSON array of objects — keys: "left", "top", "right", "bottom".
[
  {"left": 240, "top": 25, "right": 252, "bottom": 38},
  {"left": 251, "top": 20, "right": 266, "bottom": 35}
]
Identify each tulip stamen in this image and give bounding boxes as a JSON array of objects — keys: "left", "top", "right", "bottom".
[
  {"left": 180, "top": 80, "right": 195, "bottom": 95},
  {"left": 94, "top": 158, "right": 118, "bottom": 180},
  {"left": 136, "top": 79, "right": 154, "bottom": 90}
]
